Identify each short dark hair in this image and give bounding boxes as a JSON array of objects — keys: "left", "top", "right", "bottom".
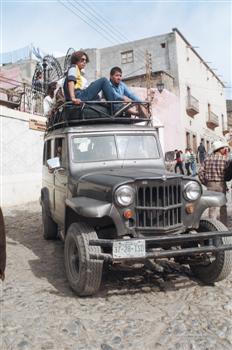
[
  {"left": 46, "top": 82, "right": 57, "bottom": 98},
  {"left": 71, "top": 51, "right": 89, "bottom": 65},
  {"left": 110, "top": 66, "right": 122, "bottom": 76}
]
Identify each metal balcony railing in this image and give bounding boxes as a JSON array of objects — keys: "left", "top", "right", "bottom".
[
  {"left": 206, "top": 111, "right": 219, "bottom": 129},
  {"left": 186, "top": 95, "right": 199, "bottom": 117},
  {"left": 222, "top": 124, "right": 229, "bottom": 136},
  {"left": 0, "top": 75, "right": 44, "bottom": 115}
]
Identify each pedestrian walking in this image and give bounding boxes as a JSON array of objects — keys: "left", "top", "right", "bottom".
[
  {"left": 198, "top": 140, "right": 229, "bottom": 226},
  {"left": 189, "top": 148, "right": 197, "bottom": 176},
  {"left": 184, "top": 148, "right": 191, "bottom": 176},
  {"left": 174, "top": 149, "right": 184, "bottom": 174},
  {"left": 197, "top": 141, "right": 206, "bottom": 165}
]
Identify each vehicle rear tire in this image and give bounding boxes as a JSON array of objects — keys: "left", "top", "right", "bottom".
[
  {"left": 42, "top": 206, "right": 58, "bottom": 240},
  {"left": 190, "top": 219, "right": 232, "bottom": 284},
  {"left": 64, "top": 222, "right": 103, "bottom": 296}
]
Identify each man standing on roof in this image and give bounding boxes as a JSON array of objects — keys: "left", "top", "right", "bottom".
[
  {"left": 64, "top": 51, "right": 114, "bottom": 105},
  {"left": 198, "top": 140, "right": 229, "bottom": 226},
  {"left": 109, "top": 67, "right": 148, "bottom": 117}
]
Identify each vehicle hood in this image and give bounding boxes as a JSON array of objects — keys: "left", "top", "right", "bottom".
[{"left": 77, "top": 167, "right": 183, "bottom": 202}]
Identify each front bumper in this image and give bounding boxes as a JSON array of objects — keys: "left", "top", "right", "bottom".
[{"left": 89, "top": 230, "right": 232, "bottom": 262}]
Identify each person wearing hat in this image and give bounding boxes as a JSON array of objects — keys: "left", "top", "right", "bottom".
[{"left": 198, "top": 140, "right": 229, "bottom": 226}]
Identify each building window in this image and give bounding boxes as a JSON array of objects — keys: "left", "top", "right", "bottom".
[
  {"left": 192, "top": 134, "right": 197, "bottom": 153},
  {"left": 121, "top": 50, "right": 134, "bottom": 64}
]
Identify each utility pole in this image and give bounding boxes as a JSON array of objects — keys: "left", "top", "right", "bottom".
[{"left": 145, "top": 50, "right": 152, "bottom": 102}]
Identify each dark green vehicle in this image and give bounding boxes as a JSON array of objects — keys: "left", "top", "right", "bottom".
[{"left": 41, "top": 102, "right": 232, "bottom": 296}]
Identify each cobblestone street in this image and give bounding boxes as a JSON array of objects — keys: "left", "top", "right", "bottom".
[{"left": 1, "top": 194, "right": 232, "bottom": 350}]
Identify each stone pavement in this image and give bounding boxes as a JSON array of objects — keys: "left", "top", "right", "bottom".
[{"left": 1, "top": 191, "right": 232, "bottom": 350}]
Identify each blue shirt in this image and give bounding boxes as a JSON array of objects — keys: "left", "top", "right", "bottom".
[{"left": 110, "top": 80, "right": 141, "bottom": 102}]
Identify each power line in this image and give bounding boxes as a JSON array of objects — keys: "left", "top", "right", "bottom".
[
  {"left": 58, "top": 0, "right": 116, "bottom": 45},
  {"left": 179, "top": 80, "right": 228, "bottom": 93},
  {"left": 74, "top": 0, "right": 146, "bottom": 61},
  {"left": 123, "top": 66, "right": 146, "bottom": 78},
  {"left": 68, "top": 0, "right": 124, "bottom": 46},
  {"left": 59, "top": 0, "right": 146, "bottom": 64}
]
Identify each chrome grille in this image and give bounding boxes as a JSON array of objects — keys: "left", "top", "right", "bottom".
[{"left": 136, "top": 179, "right": 183, "bottom": 230}]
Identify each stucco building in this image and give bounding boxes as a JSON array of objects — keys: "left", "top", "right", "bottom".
[
  {"left": 1, "top": 28, "right": 228, "bottom": 153},
  {"left": 81, "top": 28, "right": 227, "bottom": 152},
  {"left": 227, "top": 100, "right": 232, "bottom": 129}
]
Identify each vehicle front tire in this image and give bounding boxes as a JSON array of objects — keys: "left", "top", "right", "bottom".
[
  {"left": 42, "top": 206, "right": 58, "bottom": 240},
  {"left": 64, "top": 222, "right": 103, "bottom": 296},
  {"left": 190, "top": 219, "right": 232, "bottom": 284}
]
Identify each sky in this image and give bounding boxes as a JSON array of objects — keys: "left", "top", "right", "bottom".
[{"left": 1, "top": 0, "right": 232, "bottom": 97}]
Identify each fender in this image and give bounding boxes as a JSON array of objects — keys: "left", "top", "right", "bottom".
[
  {"left": 66, "top": 197, "right": 111, "bottom": 218},
  {"left": 191, "top": 191, "right": 226, "bottom": 228}
]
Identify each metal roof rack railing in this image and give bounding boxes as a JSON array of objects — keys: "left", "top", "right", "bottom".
[{"left": 46, "top": 100, "right": 151, "bottom": 131}]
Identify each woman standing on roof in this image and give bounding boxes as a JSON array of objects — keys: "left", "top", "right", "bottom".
[{"left": 64, "top": 51, "right": 114, "bottom": 105}]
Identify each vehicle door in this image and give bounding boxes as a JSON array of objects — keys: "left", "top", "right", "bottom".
[
  {"left": 53, "top": 137, "right": 68, "bottom": 225},
  {"left": 42, "top": 139, "right": 55, "bottom": 214}
]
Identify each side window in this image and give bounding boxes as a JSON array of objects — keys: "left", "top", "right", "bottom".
[
  {"left": 43, "top": 140, "right": 52, "bottom": 166},
  {"left": 55, "top": 138, "right": 66, "bottom": 167}
]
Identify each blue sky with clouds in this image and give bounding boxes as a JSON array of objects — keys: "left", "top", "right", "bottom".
[{"left": 1, "top": 0, "right": 232, "bottom": 97}]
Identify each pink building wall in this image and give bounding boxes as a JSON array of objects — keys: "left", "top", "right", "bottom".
[
  {"left": 131, "top": 87, "right": 182, "bottom": 152},
  {"left": 0, "top": 66, "right": 23, "bottom": 101}
]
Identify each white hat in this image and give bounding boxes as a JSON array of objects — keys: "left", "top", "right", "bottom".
[{"left": 212, "top": 140, "right": 229, "bottom": 153}]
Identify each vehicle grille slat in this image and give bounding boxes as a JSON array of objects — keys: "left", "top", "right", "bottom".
[{"left": 136, "top": 180, "right": 183, "bottom": 230}]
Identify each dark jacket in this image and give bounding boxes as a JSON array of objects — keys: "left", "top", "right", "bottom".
[
  {"left": 0, "top": 207, "right": 6, "bottom": 280},
  {"left": 224, "top": 160, "right": 232, "bottom": 181}
]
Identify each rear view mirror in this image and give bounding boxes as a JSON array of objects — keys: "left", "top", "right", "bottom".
[{"left": 47, "top": 157, "right": 61, "bottom": 169}]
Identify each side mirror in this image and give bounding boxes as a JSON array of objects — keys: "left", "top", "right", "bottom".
[
  {"left": 47, "top": 157, "right": 61, "bottom": 170},
  {"left": 165, "top": 151, "right": 175, "bottom": 162}
]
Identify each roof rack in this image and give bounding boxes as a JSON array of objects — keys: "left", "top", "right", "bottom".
[{"left": 47, "top": 101, "right": 151, "bottom": 131}]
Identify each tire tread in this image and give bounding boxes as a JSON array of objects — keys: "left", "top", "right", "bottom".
[{"left": 190, "top": 218, "right": 232, "bottom": 283}]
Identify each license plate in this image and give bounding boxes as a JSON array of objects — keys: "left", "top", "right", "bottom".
[{"left": 113, "top": 239, "right": 146, "bottom": 259}]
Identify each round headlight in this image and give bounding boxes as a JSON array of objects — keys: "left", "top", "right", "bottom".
[
  {"left": 115, "top": 185, "right": 135, "bottom": 207},
  {"left": 183, "top": 181, "right": 202, "bottom": 201}
]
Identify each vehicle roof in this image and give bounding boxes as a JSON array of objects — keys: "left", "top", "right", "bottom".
[{"left": 45, "top": 123, "right": 158, "bottom": 137}]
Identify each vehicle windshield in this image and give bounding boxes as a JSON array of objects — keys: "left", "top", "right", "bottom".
[{"left": 72, "top": 134, "right": 160, "bottom": 162}]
